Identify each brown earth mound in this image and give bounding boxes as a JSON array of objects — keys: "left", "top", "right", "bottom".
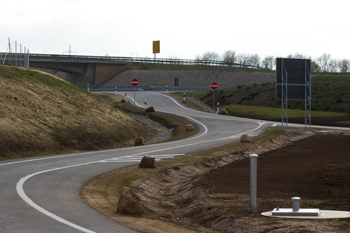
[{"left": 130, "top": 130, "right": 350, "bottom": 232}]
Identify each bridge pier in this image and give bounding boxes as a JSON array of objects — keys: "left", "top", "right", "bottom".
[{"left": 29, "top": 60, "right": 127, "bottom": 86}]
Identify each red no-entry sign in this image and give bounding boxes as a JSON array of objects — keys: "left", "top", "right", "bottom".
[
  {"left": 211, "top": 82, "right": 218, "bottom": 90},
  {"left": 131, "top": 78, "right": 139, "bottom": 86}
]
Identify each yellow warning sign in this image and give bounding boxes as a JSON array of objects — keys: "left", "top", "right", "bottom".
[{"left": 153, "top": 41, "right": 160, "bottom": 54}]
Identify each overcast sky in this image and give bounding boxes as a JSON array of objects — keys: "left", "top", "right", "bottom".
[{"left": 1, "top": 0, "right": 349, "bottom": 61}]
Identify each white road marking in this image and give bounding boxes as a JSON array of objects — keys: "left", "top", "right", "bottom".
[
  {"left": 100, "top": 154, "right": 185, "bottom": 163},
  {"left": 16, "top": 161, "right": 98, "bottom": 233},
  {"left": 16, "top": 92, "right": 265, "bottom": 232},
  {"left": 16, "top": 122, "right": 264, "bottom": 232}
]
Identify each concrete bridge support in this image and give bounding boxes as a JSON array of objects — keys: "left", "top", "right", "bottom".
[{"left": 30, "top": 61, "right": 127, "bottom": 86}]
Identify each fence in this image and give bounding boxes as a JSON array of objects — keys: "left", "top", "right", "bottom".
[
  {"left": 0, "top": 52, "right": 269, "bottom": 70},
  {"left": 1, "top": 52, "right": 29, "bottom": 68},
  {"left": 80, "top": 85, "right": 228, "bottom": 92}
]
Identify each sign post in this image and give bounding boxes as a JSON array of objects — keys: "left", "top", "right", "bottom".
[
  {"left": 131, "top": 78, "right": 139, "bottom": 110},
  {"left": 210, "top": 82, "right": 218, "bottom": 111}
]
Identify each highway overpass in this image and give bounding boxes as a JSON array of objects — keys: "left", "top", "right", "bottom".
[{"left": 1, "top": 52, "right": 266, "bottom": 86}]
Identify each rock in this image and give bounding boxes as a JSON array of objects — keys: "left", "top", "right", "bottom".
[
  {"left": 144, "top": 106, "right": 155, "bottom": 112},
  {"left": 135, "top": 137, "right": 145, "bottom": 146},
  {"left": 117, "top": 187, "right": 144, "bottom": 216},
  {"left": 240, "top": 134, "right": 253, "bottom": 143},
  {"left": 219, "top": 108, "right": 228, "bottom": 115},
  {"left": 139, "top": 155, "right": 156, "bottom": 168},
  {"left": 186, "top": 124, "right": 195, "bottom": 131}
]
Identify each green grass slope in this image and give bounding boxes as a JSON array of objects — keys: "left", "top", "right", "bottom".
[
  {"left": 0, "top": 65, "right": 156, "bottom": 160},
  {"left": 181, "top": 74, "right": 350, "bottom": 127}
]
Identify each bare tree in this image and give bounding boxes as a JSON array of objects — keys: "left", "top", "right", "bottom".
[
  {"left": 262, "top": 56, "right": 274, "bottom": 69},
  {"left": 338, "top": 58, "right": 350, "bottom": 73},
  {"left": 287, "top": 53, "right": 310, "bottom": 59},
  {"left": 223, "top": 50, "right": 236, "bottom": 65},
  {"left": 237, "top": 53, "right": 260, "bottom": 66},
  {"left": 329, "top": 58, "right": 339, "bottom": 72},
  {"left": 317, "top": 53, "right": 331, "bottom": 72},
  {"left": 201, "top": 51, "right": 220, "bottom": 62},
  {"left": 311, "top": 61, "right": 321, "bottom": 72}
]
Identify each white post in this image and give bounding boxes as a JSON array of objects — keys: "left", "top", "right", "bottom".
[
  {"left": 166, "top": 85, "right": 168, "bottom": 94},
  {"left": 87, "top": 84, "right": 89, "bottom": 92},
  {"left": 292, "top": 197, "right": 300, "bottom": 212},
  {"left": 250, "top": 154, "right": 258, "bottom": 214},
  {"left": 213, "top": 90, "right": 215, "bottom": 111},
  {"left": 217, "top": 102, "right": 219, "bottom": 114},
  {"left": 183, "top": 93, "right": 185, "bottom": 102}
]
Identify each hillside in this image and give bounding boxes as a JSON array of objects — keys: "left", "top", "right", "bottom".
[
  {"left": 184, "top": 74, "right": 350, "bottom": 127},
  {"left": 0, "top": 65, "right": 156, "bottom": 160}
]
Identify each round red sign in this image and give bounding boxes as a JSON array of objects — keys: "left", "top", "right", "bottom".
[
  {"left": 210, "top": 82, "right": 218, "bottom": 90},
  {"left": 131, "top": 78, "right": 139, "bottom": 86}
]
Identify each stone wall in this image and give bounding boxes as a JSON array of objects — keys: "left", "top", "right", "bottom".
[
  {"left": 103, "top": 70, "right": 275, "bottom": 87},
  {"left": 94, "top": 64, "right": 125, "bottom": 84}
]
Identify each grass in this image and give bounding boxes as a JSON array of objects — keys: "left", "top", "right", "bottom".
[
  {"left": 144, "top": 209, "right": 162, "bottom": 219},
  {"left": 173, "top": 74, "right": 350, "bottom": 126},
  {"left": 95, "top": 92, "right": 200, "bottom": 143},
  {"left": 0, "top": 66, "right": 84, "bottom": 92},
  {"left": 0, "top": 65, "right": 158, "bottom": 160},
  {"left": 312, "top": 75, "right": 350, "bottom": 83},
  {"left": 225, "top": 104, "right": 348, "bottom": 120},
  {"left": 118, "top": 175, "right": 141, "bottom": 195},
  {"left": 172, "top": 91, "right": 210, "bottom": 101}
]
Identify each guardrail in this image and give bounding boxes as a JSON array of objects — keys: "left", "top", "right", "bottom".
[
  {"left": 0, "top": 52, "right": 269, "bottom": 70},
  {"left": 80, "top": 86, "right": 228, "bottom": 92}
]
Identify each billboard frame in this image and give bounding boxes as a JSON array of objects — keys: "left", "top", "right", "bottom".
[{"left": 276, "top": 58, "right": 311, "bottom": 128}]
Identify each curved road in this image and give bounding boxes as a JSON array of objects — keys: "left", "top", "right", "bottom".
[{"left": 0, "top": 92, "right": 291, "bottom": 232}]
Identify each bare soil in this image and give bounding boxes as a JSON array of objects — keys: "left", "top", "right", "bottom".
[{"left": 80, "top": 128, "right": 350, "bottom": 232}]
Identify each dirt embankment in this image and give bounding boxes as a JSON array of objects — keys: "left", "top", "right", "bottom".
[
  {"left": 81, "top": 127, "right": 350, "bottom": 232},
  {"left": 133, "top": 129, "right": 350, "bottom": 232}
]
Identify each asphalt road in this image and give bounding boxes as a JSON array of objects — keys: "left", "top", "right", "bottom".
[{"left": 0, "top": 92, "right": 299, "bottom": 233}]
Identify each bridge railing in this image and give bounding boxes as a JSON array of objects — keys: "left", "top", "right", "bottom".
[
  {"left": 80, "top": 86, "right": 228, "bottom": 92},
  {"left": 0, "top": 52, "right": 269, "bottom": 70}
]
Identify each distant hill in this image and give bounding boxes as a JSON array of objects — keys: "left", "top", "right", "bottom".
[{"left": 0, "top": 65, "right": 156, "bottom": 160}]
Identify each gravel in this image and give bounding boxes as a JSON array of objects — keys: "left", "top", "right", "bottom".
[
  {"left": 128, "top": 113, "right": 173, "bottom": 145},
  {"left": 127, "top": 97, "right": 214, "bottom": 145},
  {"left": 187, "top": 97, "right": 215, "bottom": 113}
]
